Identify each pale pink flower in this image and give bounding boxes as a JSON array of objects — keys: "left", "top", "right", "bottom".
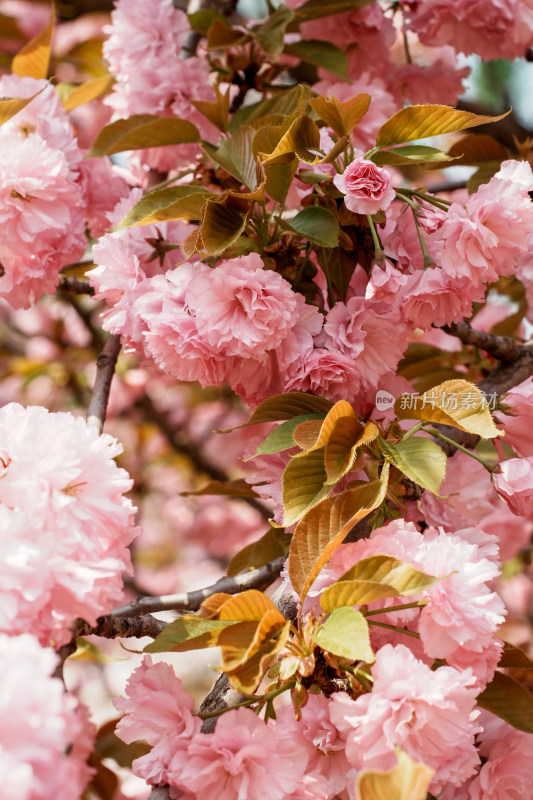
[
  {"left": 333, "top": 155, "right": 395, "bottom": 215},
  {"left": 78, "top": 157, "right": 129, "bottom": 238},
  {"left": 381, "top": 201, "right": 445, "bottom": 273},
  {"left": 331, "top": 644, "right": 480, "bottom": 791},
  {"left": 433, "top": 160, "right": 533, "bottom": 287},
  {"left": 185, "top": 254, "right": 298, "bottom": 359},
  {"left": 404, "top": 0, "right": 526, "bottom": 61},
  {"left": 115, "top": 656, "right": 200, "bottom": 747},
  {"left": 494, "top": 376, "right": 533, "bottom": 457},
  {"left": 323, "top": 296, "right": 409, "bottom": 392},
  {"left": 285, "top": 346, "right": 361, "bottom": 403},
  {"left": 390, "top": 45, "right": 469, "bottom": 106},
  {"left": 167, "top": 707, "right": 308, "bottom": 800},
  {"left": 493, "top": 457, "right": 533, "bottom": 517},
  {"left": 400, "top": 267, "right": 482, "bottom": 328},
  {"left": 468, "top": 712, "right": 533, "bottom": 800},
  {"left": 0, "top": 403, "right": 137, "bottom": 646},
  {"left": 0, "top": 633, "right": 95, "bottom": 800}
]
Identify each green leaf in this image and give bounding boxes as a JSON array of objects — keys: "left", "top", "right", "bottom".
[
  {"left": 253, "top": 5, "right": 295, "bottom": 56},
  {"left": 230, "top": 85, "right": 304, "bottom": 134},
  {"left": 289, "top": 462, "right": 390, "bottom": 602},
  {"left": 376, "top": 104, "right": 510, "bottom": 147},
  {"left": 201, "top": 197, "right": 247, "bottom": 255},
  {"left": 394, "top": 379, "right": 503, "bottom": 439},
  {"left": 144, "top": 617, "right": 237, "bottom": 653},
  {"left": 321, "top": 554, "right": 438, "bottom": 612},
  {"left": 284, "top": 40, "right": 349, "bottom": 81},
  {"left": 288, "top": 206, "right": 339, "bottom": 247},
  {"left": 282, "top": 447, "right": 330, "bottom": 527},
  {"left": 313, "top": 607, "right": 374, "bottom": 662},
  {"left": 11, "top": 6, "right": 54, "bottom": 79},
  {"left": 221, "top": 392, "right": 332, "bottom": 431},
  {"left": 203, "top": 126, "right": 258, "bottom": 188},
  {"left": 251, "top": 414, "right": 325, "bottom": 458},
  {"left": 379, "top": 437, "right": 447, "bottom": 495},
  {"left": 0, "top": 89, "right": 44, "bottom": 126},
  {"left": 89, "top": 115, "right": 200, "bottom": 157},
  {"left": 293, "top": 0, "right": 373, "bottom": 23},
  {"left": 477, "top": 671, "right": 533, "bottom": 734},
  {"left": 227, "top": 528, "right": 290, "bottom": 576},
  {"left": 114, "top": 186, "right": 213, "bottom": 229},
  {"left": 263, "top": 158, "right": 298, "bottom": 204},
  {"left": 371, "top": 144, "right": 457, "bottom": 167}
]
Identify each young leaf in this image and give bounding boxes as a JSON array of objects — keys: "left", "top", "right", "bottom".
[
  {"left": 262, "top": 158, "right": 298, "bottom": 204},
  {"left": 284, "top": 40, "right": 349, "bottom": 81},
  {"left": 203, "top": 125, "right": 258, "bottom": 189},
  {"left": 89, "top": 115, "right": 200, "bottom": 157},
  {"left": 114, "top": 186, "right": 213, "bottom": 229},
  {"left": 227, "top": 528, "right": 290, "bottom": 576},
  {"left": 220, "top": 619, "right": 291, "bottom": 694},
  {"left": 357, "top": 749, "right": 434, "bottom": 800},
  {"left": 446, "top": 133, "right": 507, "bottom": 165},
  {"left": 282, "top": 446, "right": 330, "bottom": 527},
  {"left": 188, "top": 8, "right": 229, "bottom": 34},
  {"left": 313, "top": 607, "right": 374, "bottom": 662},
  {"left": 192, "top": 86, "right": 231, "bottom": 134},
  {"left": 217, "top": 590, "right": 285, "bottom": 622},
  {"left": 253, "top": 5, "right": 295, "bottom": 56},
  {"left": 370, "top": 144, "right": 456, "bottom": 167},
  {"left": 310, "top": 93, "right": 371, "bottom": 138},
  {"left": 0, "top": 89, "right": 44, "bottom": 126},
  {"left": 251, "top": 414, "right": 325, "bottom": 458},
  {"left": 498, "top": 641, "right": 533, "bottom": 669},
  {"left": 320, "top": 554, "right": 438, "bottom": 612},
  {"left": 288, "top": 462, "right": 390, "bottom": 601},
  {"left": 325, "top": 419, "right": 379, "bottom": 484},
  {"left": 293, "top": 0, "right": 374, "bottom": 23},
  {"left": 60, "top": 75, "right": 114, "bottom": 111},
  {"left": 11, "top": 5, "right": 55, "bottom": 79},
  {"left": 379, "top": 437, "right": 447, "bottom": 495},
  {"left": 377, "top": 104, "right": 510, "bottom": 147},
  {"left": 293, "top": 419, "right": 325, "bottom": 450},
  {"left": 223, "top": 392, "right": 332, "bottom": 430},
  {"left": 288, "top": 206, "right": 340, "bottom": 248},
  {"left": 477, "top": 671, "right": 533, "bottom": 734},
  {"left": 394, "top": 379, "right": 502, "bottom": 438},
  {"left": 144, "top": 617, "right": 237, "bottom": 653},
  {"left": 206, "top": 19, "right": 250, "bottom": 49},
  {"left": 296, "top": 400, "right": 355, "bottom": 452},
  {"left": 260, "top": 115, "right": 321, "bottom": 165},
  {"left": 200, "top": 196, "right": 247, "bottom": 255}
]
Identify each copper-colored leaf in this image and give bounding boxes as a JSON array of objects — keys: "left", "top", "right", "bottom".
[
  {"left": 89, "top": 115, "right": 200, "bottom": 157},
  {"left": 227, "top": 529, "right": 290, "bottom": 577},
  {"left": 325, "top": 419, "right": 378, "bottom": 484},
  {"left": 11, "top": 5, "right": 55, "bottom": 79},
  {"left": 310, "top": 93, "right": 371, "bottom": 137},
  {"left": 282, "top": 447, "right": 330, "bottom": 527},
  {"left": 377, "top": 104, "right": 510, "bottom": 147},
  {"left": 356, "top": 749, "right": 434, "bottom": 800},
  {"left": 288, "top": 462, "right": 390, "bottom": 601},
  {"left": 0, "top": 89, "right": 44, "bottom": 126},
  {"left": 60, "top": 75, "right": 114, "bottom": 111}
]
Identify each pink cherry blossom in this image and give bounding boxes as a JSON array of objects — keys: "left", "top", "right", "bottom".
[
  {"left": 400, "top": 267, "right": 483, "bottom": 329},
  {"left": 0, "top": 403, "right": 137, "bottom": 646},
  {"left": 333, "top": 155, "right": 396, "bottom": 215},
  {"left": 0, "top": 633, "right": 95, "bottom": 800},
  {"left": 167, "top": 707, "right": 309, "bottom": 800},
  {"left": 467, "top": 712, "right": 533, "bottom": 800},
  {"left": 404, "top": 0, "right": 526, "bottom": 61},
  {"left": 493, "top": 457, "right": 533, "bottom": 517},
  {"left": 494, "top": 376, "right": 533, "bottom": 457},
  {"left": 330, "top": 644, "right": 481, "bottom": 791},
  {"left": 285, "top": 347, "right": 362, "bottom": 403}
]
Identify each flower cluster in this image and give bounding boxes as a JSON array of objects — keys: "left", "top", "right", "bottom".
[{"left": 0, "top": 403, "right": 137, "bottom": 646}]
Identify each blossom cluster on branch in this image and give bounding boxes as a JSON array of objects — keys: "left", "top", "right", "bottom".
[{"left": 1, "top": 0, "right": 533, "bottom": 799}]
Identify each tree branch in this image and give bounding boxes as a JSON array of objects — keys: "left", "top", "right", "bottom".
[
  {"left": 58, "top": 275, "right": 95, "bottom": 296},
  {"left": 138, "top": 394, "right": 272, "bottom": 520},
  {"left": 110, "top": 555, "right": 286, "bottom": 617},
  {"left": 75, "top": 613, "right": 166, "bottom": 639},
  {"left": 86, "top": 334, "right": 122, "bottom": 433},
  {"left": 442, "top": 321, "right": 523, "bottom": 361}
]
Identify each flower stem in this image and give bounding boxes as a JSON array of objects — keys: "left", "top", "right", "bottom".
[
  {"left": 197, "top": 681, "right": 295, "bottom": 721},
  {"left": 364, "top": 601, "right": 427, "bottom": 617},
  {"left": 421, "top": 426, "right": 501, "bottom": 473},
  {"left": 367, "top": 620, "right": 421, "bottom": 639}
]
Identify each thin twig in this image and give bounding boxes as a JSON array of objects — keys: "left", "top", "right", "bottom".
[
  {"left": 442, "top": 321, "right": 523, "bottom": 361},
  {"left": 86, "top": 334, "right": 122, "bottom": 433},
  {"left": 58, "top": 275, "right": 95, "bottom": 296},
  {"left": 148, "top": 788, "right": 172, "bottom": 800},
  {"left": 110, "top": 555, "right": 285, "bottom": 617}
]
